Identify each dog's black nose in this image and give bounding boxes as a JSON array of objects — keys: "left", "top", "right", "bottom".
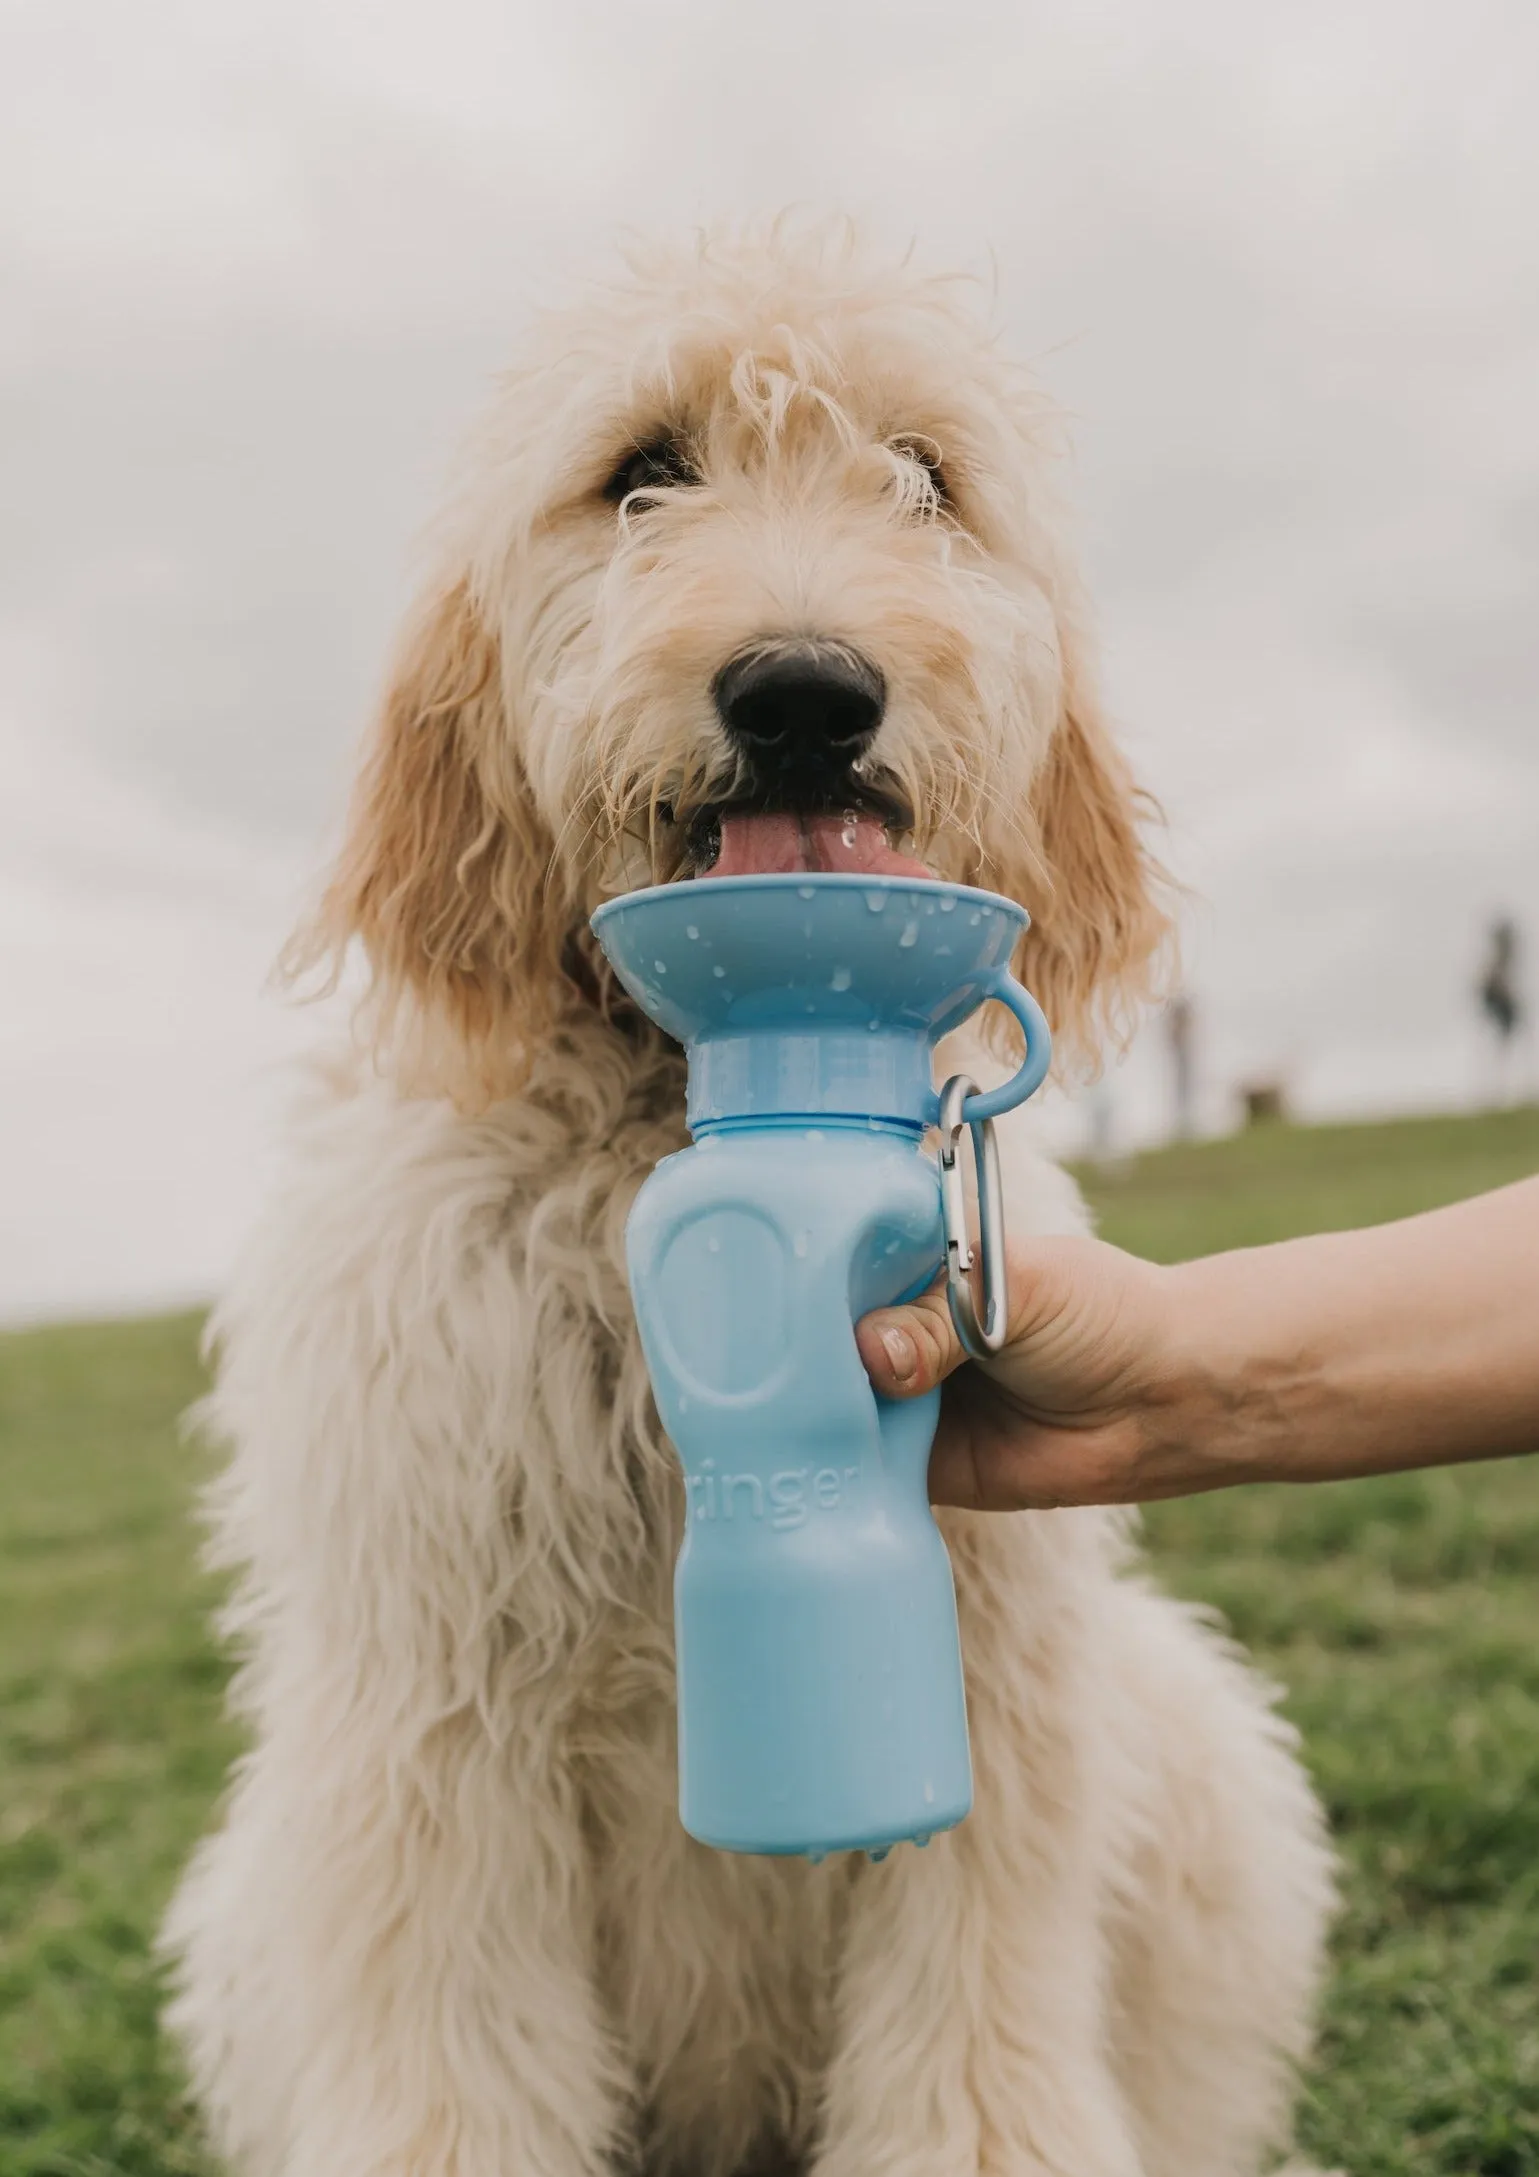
[{"left": 714, "top": 644, "right": 885, "bottom": 782}]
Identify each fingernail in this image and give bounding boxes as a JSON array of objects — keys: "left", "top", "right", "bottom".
[{"left": 882, "top": 1326, "right": 918, "bottom": 1382}]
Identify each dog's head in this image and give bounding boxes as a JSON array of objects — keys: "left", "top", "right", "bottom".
[{"left": 294, "top": 224, "right": 1169, "bottom": 1100}]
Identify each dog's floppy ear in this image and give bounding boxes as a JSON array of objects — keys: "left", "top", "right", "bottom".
[
  {"left": 1001, "top": 637, "right": 1173, "bottom": 1076},
  {"left": 285, "top": 578, "right": 577, "bottom": 1101}
]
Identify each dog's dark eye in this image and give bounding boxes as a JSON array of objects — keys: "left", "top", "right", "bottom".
[
  {"left": 603, "top": 436, "right": 701, "bottom": 505},
  {"left": 890, "top": 436, "right": 953, "bottom": 511}
]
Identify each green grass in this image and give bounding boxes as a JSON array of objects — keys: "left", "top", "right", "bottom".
[
  {"left": 1, "top": 1106, "right": 1537, "bottom": 2176},
  {"left": 0, "top": 1314, "right": 231, "bottom": 2176}
]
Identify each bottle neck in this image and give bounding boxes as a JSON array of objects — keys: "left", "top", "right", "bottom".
[{"left": 684, "top": 1024, "right": 938, "bottom": 1135}]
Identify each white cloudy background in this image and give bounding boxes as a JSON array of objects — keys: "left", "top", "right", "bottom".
[{"left": 3, "top": 0, "right": 1536, "bottom": 1320}]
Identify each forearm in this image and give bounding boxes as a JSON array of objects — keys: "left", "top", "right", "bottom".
[{"left": 1161, "top": 1177, "right": 1539, "bottom": 1488}]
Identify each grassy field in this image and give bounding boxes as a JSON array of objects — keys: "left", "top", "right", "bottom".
[{"left": 1, "top": 1105, "right": 1537, "bottom": 2177}]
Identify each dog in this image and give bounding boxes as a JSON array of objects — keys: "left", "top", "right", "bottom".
[{"left": 163, "top": 223, "right": 1336, "bottom": 2177}]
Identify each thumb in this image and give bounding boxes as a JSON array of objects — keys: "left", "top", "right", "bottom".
[{"left": 856, "top": 1277, "right": 968, "bottom": 1398}]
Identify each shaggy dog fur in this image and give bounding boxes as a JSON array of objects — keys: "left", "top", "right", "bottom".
[{"left": 163, "top": 224, "right": 1336, "bottom": 2177}]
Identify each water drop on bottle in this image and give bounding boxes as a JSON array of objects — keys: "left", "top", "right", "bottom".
[
  {"left": 898, "top": 919, "right": 919, "bottom": 948},
  {"left": 830, "top": 965, "right": 852, "bottom": 992}
]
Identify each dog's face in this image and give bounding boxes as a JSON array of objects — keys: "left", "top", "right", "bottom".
[{"left": 298, "top": 228, "right": 1168, "bottom": 1099}]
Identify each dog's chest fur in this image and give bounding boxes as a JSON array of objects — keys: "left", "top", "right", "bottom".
[{"left": 171, "top": 1007, "right": 1333, "bottom": 2177}]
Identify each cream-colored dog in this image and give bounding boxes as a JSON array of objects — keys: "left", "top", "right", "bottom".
[{"left": 164, "top": 224, "right": 1335, "bottom": 2177}]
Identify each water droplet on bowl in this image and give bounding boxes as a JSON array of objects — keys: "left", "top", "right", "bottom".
[
  {"left": 923, "top": 1780, "right": 936, "bottom": 1804},
  {"left": 654, "top": 960, "right": 667, "bottom": 974},
  {"left": 898, "top": 920, "right": 919, "bottom": 948},
  {"left": 712, "top": 964, "right": 726, "bottom": 977},
  {"left": 685, "top": 923, "right": 699, "bottom": 940},
  {"left": 865, "top": 890, "right": 888, "bottom": 913},
  {"left": 707, "top": 1236, "right": 720, "bottom": 1253},
  {"left": 798, "top": 883, "right": 816, "bottom": 900},
  {"left": 867, "top": 1019, "right": 880, "bottom": 1031},
  {"left": 830, "top": 965, "right": 852, "bottom": 992},
  {"left": 969, "top": 911, "right": 982, "bottom": 926},
  {"left": 939, "top": 895, "right": 957, "bottom": 914}
]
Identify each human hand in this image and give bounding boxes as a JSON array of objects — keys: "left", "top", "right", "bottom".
[{"left": 855, "top": 1235, "right": 1204, "bottom": 1509}]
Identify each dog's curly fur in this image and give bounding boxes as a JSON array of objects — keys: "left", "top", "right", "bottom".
[{"left": 163, "top": 223, "right": 1336, "bottom": 2177}]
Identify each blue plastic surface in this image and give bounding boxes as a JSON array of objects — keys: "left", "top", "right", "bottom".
[{"left": 590, "top": 873, "right": 1052, "bottom": 1858}]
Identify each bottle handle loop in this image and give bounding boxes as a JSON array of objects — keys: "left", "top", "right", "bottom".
[{"left": 958, "top": 974, "right": 1052, "bottom": 1124}]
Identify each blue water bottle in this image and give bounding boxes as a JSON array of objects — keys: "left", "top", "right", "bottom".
[{"left": 591, "top": 873, "right": 1051, "bottom": 1859}]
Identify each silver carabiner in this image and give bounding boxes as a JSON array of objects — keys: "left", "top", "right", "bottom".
[{"left": 936, "top": 1073, "right": 1008, "bottom": 1359}]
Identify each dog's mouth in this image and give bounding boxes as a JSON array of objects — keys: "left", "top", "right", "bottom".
[{"left": 666, "top": 789, "right": 934, "bottom": 882}]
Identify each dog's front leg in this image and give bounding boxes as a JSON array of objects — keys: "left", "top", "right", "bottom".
[
  {"left": 812, "top": 1849, "right": 1142, "bottom": 2177},
  {"left": 810, "top": 1522, "right": 1146, "bottom": 2177},
  {"left": 170, "top": 1672, "right": 633, "bottom": 2177}
]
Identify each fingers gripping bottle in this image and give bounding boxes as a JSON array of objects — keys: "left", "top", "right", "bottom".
[{"left": 590, "top": 873, "right": 1051, "bottom": 1861}]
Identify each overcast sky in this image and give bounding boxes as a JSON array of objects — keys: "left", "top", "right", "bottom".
[{"left": 3, "top": 0, "right": 1537, "bottom": 1319}]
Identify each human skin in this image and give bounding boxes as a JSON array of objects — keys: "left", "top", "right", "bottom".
[{"left": 855, "top": 1176, "right": 1539, "bottom": 1509}]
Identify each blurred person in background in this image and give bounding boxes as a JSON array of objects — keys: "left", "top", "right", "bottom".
[
  {"left": 1478, "top": 915, "right": 1527, "bottom": 1106},
  {"left": 1164, "top": 990, "right": 1196, "bottom": 1141}
]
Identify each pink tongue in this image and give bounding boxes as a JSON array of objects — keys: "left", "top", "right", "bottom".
[{"left": 708, "top": 811, "right": 931, "bottom": 879}]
